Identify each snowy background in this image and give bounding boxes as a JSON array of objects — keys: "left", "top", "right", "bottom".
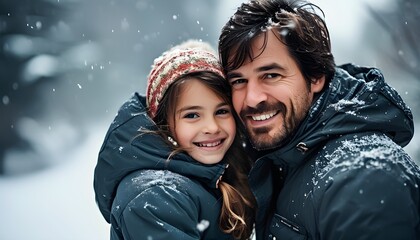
[{"left": 0, "top": 0, "right": 418, "bottom": 239}]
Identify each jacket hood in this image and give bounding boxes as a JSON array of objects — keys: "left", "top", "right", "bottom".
[
  {"left": 269, "top": 63, "right": 414, "bottom": 167},
  {"left": 93, "top": 93, "right": 228, "bottom": 223}
]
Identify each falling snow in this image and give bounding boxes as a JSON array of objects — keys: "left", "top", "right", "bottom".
[
  {"left": 1, "top": 1, "right": 419, "bottom": 240},
  {"left": 197, "top": 219, "right": 210, "bottom": 232}
]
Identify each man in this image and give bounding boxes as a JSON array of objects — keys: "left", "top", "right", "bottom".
[{"left": 218, "top": 0, "right": 420, "bottom": 239}]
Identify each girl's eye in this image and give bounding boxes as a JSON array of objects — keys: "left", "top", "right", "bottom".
[
  {"left": 216, "top": 108, "right": 231, "bottom": 115},
  {"left": 183, "top": 113, "right": 199, "bottom": 119}
]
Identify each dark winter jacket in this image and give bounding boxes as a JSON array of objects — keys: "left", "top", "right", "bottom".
[
  {"left": 93, "top": 94, "right": 233, "bottom": 239},
  {"left": 251, "top": 64, "right": 420, "bottom": 239}
]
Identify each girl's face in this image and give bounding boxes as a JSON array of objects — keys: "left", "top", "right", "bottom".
[{"left": 170, "top": 78, "right": 236, "bottom": 165}]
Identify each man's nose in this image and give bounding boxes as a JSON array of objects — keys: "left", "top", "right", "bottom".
[{"left": 244, "top": 81, "right": 267, "bottom": 108}]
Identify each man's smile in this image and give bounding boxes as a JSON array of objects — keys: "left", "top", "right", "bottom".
[{"left": 249, "top": 111, "right": 279, "bottom": 121}]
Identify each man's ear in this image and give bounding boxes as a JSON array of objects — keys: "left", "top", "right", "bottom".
[{"left": 311, "top": 76, "right": 326, "bottom": 93}]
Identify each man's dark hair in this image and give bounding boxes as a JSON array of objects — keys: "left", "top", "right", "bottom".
[{"left": 219, "top": 0, "right": 336, "bottom": 89}]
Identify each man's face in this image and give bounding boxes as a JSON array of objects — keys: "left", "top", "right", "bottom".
[{"left": 226, "top": 31, "right": 325, "bottom": 150}]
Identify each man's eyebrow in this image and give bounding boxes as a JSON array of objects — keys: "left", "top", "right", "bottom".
[
  {"left": 256, "top": 63, "right": 285, "bottom": 72},
  {"left": 227, "top": 63, "right": 285, "bottom": 80},
  {"left": 226, "top": 72, "right": 243, "bottom": 80}
]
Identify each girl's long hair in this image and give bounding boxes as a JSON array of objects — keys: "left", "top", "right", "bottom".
[
  {"left": 218, "top": 131, "right": 255, "bottom": 239},
  {"left": 152, "top": 71, "right": 256, "bottom": 239}
]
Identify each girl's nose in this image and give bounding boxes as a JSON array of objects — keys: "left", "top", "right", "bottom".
[{"left": 203, "top": 117, "right": 220, "bottom": 134}]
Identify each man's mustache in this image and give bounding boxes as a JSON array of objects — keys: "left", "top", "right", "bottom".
[{"left": 240, "top": 102, "right": 286, "bottom": 119}]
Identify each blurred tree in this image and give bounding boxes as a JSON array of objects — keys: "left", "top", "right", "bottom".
[
  {"left": 0, "top": 0, "right": 79, "bottom": 174},
  {"left": 0, "top": 0, "right": 221, "bottom": 175},
  {"left": 368, "top": 0, "right": 419, "bottom": 159},
  {"left": 368, "top": 0, "right": 420, "bottom": 79}
]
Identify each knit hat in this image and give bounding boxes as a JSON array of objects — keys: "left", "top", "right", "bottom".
[{"left": 146, "top": 40, "right": 225, "bottom": 119}]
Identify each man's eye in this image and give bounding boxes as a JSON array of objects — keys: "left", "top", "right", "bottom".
[
  {"left": 265, "top": 73, "right": 280, "bottom": 79},
  {"left": 230, "top": 79, "right": 245, "bottom": 85},
  {"left": 229, "top": 79, "right": 246, "bottom": 88}
]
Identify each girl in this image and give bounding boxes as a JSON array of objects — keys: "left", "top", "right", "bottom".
[{"left": 94, "top": 40, "right": 255, "bottom": 239}]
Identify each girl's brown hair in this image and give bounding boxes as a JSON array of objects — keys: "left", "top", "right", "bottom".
[{"left": 152, "top": 71, "right": 256, "bottom": 239}]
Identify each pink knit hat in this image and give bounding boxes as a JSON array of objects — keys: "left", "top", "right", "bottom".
[{"left": 146, "top": 41, "right": 225, "bottom": 119}]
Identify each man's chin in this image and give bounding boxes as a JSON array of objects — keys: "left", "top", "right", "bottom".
[
  {"left": 248, "top": 134, "right": 280, "bottom": 151},
  {"left": 246, "top": 127, "right": 289, "bottom": 151},
  {"left": 250, "top": 141, "right": 279, "bottom": 151}
]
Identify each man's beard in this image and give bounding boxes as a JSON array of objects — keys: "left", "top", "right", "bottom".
[{"left": 240, "top": 101, "right": 300, "bottom": 151}]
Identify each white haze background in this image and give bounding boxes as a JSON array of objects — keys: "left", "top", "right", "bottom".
[{"left": 1, "top": 0, "right": 418, "bottom": 239}]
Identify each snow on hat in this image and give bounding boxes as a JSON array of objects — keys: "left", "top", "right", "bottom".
[{"left": 146, "top": 40, "right": 225, "bottom": 119}]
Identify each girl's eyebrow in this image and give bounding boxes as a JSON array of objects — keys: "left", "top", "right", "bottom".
[
  {"left": 176, "top": 102, "right": 229, "bottom": 114},
  {"left": 177, "top": 105, "right": 202, "bottom": 114}
]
